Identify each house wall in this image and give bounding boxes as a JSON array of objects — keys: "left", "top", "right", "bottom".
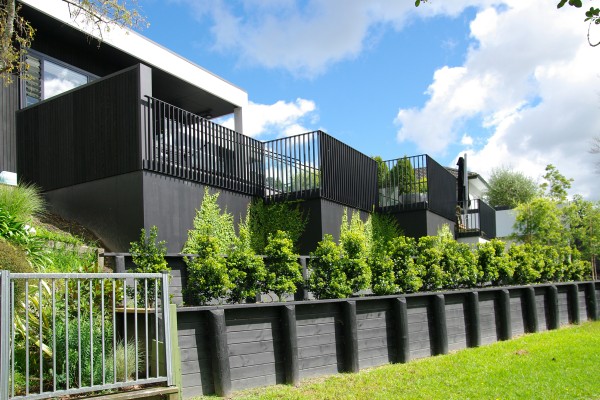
[
  {"left": 496, "top": 208, "right": 517, "bottom": 238},
  {"left": 43, "top": 171, "right": 144, "bottom": 252},
  {"left": 141, "top": 171, "right": 254, "bottom": 254},
  {"left": 17, "top": 65, "right": 143, "bottom": 192},
  {"left": 388, "top": 209, "right": 455, "bottom": 239},
  {"left": 174, "top": 281, "right": 599, "bottom": 398},
  {"left": 0, "top": 80, "right": 19, "bottom": 173}
]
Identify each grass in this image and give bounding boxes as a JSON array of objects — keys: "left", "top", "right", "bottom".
[
  {"left": 194, "top": 321, "right": 600, "bottom": 400},
  {"left": 0, "top": 182, "right": 45, "bottom": 222}
]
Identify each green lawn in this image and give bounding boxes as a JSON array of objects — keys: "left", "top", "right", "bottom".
[{"left": 195, "top": 321, "right": 600, "bottom": 400}]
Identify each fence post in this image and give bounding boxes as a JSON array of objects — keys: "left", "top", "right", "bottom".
[
  {"left": 392, "top": 297, "right": 410, "bottom": 363},
  {"left": 498, "top": 289, "right": 512, "bottom": 340},
  {"left": 524, "top": 287, "right": 538, "bottom": 333},
  {"left": 281, "top": 305, "right": 299, "bottom": 386},
  {"left": 466, "top": 292, "right": 481, "bottom": 348},
  {"left": 341, "top": 301, "right": 359, "bottom": 373},
  {"left": 586, "top": 282, "right": 598, "bottom": 321},
  {"left": 0, "top": 271, "right": 10, "bottom": 400},
  {"left": 432, "top": 294, "right": 448, "bottom": 355},
  {"left": 567, "top": 284, "right": 580, "bottom": 324},
  {"left": 169, "top": 304, "right": 183, "bottom": 399},
  {"left": 208, "top": 310, "right": 231, "bottom": 397},
  {"left": 161, "top": 271, "right": 173, "bottom": 386},
  {"left": 547, "top": 285, "right": 559, "bottom": 330}
]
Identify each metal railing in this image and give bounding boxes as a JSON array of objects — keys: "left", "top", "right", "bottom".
[
  {"left": 143, "top": 96, "right": 265, "bottom": 197},
  {"left": 377, "top": 155, "right": 457, "bottom": 221},
  {"left": 0, "top": 271, "right": 172, "bottom": 400},
  {"left": 264, "top": 131, "right": 321, "bottom": 199},
  {"left": 263, "top": 131, "right": 378, "bottom": 211},
  {"left": 457, "top": 199, "right": 497, "bottom": 240}
]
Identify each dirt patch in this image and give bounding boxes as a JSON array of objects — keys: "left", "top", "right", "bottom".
[{"left": 35, "top": 212, "right": 105, "bottom": 248}]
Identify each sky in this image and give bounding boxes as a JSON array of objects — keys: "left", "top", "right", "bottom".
[{"left": 139, "top": 0, "right": 600, "bottom": 200}]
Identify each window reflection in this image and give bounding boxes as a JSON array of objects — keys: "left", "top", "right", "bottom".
[{"left": 43, "top": 59, "right": 88, "bottom": 99}]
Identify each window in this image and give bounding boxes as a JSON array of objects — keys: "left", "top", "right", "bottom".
[{"left": 22, "top": 51, "right": 97, "bottom": 107}]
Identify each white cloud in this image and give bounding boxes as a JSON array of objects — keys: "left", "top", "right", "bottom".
[
  {"left": 217, "top": 98, "right": 318, "bottom": 139},
  {"left": 393, "top": 0, "right": 600, "bottom": 200},
  {"left": 461, "top": 134, "right": 473, "bottom": 146}
]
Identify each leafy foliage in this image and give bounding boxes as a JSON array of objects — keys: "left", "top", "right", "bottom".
[
  {"left": 183, "top": 189, "right": 236, "bottom": 254},
  {"left": 513, "top": 197, "right": 565, "bottom": 246},
  {"left": 388, "top": 236, "right": 423, "bottom": 293},
  {"left": 264, "top": 231, "right": 302, "bottom": 301},
  {"left": 0, "top": 183, "right": 45, "bottom": 222},
  {"left": 183, "top": 235, "right": 232, "bottom": 306},
  {"left": 340, "top": 210, "right": 371, "bottom": 293},
  {"left": 476, "top": 239, "right": 512, "bottom": 286},
  {"left": 129, "top": 225, "right": 169, "bottom": 306},
  {"left": 226, "top": 215, "right": 267, "bottom": 303},
  {"left": 540, "top": 164, "right": 573, "bottom": 203},
  {"left": 247, "top": 198, "right": 307, "bottom": 254},
  {"left": 308, "top": 235, "right": 351, "bottom": 299},
  {"left": 484, "top": 167, "right": 537, "bottom": 208}
]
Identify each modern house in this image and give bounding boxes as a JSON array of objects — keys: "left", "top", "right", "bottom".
[{"left": 1, "top": 0, "right": 496, "bottom": 254}]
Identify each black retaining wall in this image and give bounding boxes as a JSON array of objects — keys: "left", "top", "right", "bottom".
[{"left": 175, "top": 281, "right": 599, "bottom": 398}]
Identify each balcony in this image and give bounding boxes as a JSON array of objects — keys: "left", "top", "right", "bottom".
[
  {"left": 377, "top": 155, "right": 457, "bottom": 222},
  {"left": 456, "top": 199, "right": 497, "bottom": 240}
]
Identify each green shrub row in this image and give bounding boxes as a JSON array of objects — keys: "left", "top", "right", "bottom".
[{"left": 309, "top": 225, "right": 591, "bottom": 299}]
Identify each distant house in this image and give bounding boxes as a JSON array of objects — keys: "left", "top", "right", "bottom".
[{"left": 1, "top": 0, "right": 494, "bottom": 254}]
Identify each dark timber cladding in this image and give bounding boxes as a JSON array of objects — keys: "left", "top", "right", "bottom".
[
  {"left": 175, "top": 282, "right": 599, "bottom": 398},
  {"left": 0, "top": 80, "right": 19, "bottom": 172},
  {"left": 17, "top": 66, "right": 142, "bottom": 191}
]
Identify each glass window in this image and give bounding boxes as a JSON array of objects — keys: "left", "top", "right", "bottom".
[{"left": 22, "top": 51, "right": 96, "bottom": 107}]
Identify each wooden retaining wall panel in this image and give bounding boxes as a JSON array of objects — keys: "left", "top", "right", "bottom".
[
  {"left": 177, "top": 311, "right": 214, "bottom": 398},
  {"left": 444, "top": 294, "right": 468, "bottom": 352},
  {"left": 578, "top": 286, "right": 588, "bottom": 320},
  {"left": 478, "top": 291, "right": 499, "bottom": 345},
  {"left": 296, "top": 303, "right": 344, "bottom": 379},
  {"left": 406, "top": 297, "right": 433, "bottom": 360},
  {"left": 557, "top": 288, "right": 570, "bottom": 326},
  {"left": 356, "top": 300, "right": 395, "bottom": 369},
  {"left": 534, "top": 288, "right": 548, "bottom": 332},
  {"left": 226, "top": 307, "right": 284, "bottom": 391},
  {"left": 509, "top": 290, "right": 526, "bottom": 337}
]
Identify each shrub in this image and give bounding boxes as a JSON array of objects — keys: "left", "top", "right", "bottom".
[
  {"left": 476, "top": 239, "right": 511, "bottom": 286},
  {"left": 0, "top": 182, "right": 45, "bottom": 223},
  {"left": 183, "top": 189, "right": 236, "bottom": 254},
  {"left": 388, "top": 236, "right": 423, "bottom": 293},
  {"left": 45, "top": 246, "right": 97, "bottom": 273},
  {"left": 508, "top": 244, "right": 543, "bottom": 284},
  {"left": 340, "top": 210, "right": 371, "bottom": 293},
  {"left": 183, "top": 235, "right": 232, "bottom": 305},
  {"left": 370, "top": 253, "right": 397, "bottom": 296},
  {"left": 226, "top": 217, "right": 267, "bottom": 303},
  {"left": 369, "top": 213, "right": 402, "bottom": 296},
  {"left": 129, "top": 226, "right": 169, "bottom": 306},
  {"left": 264, "top": 231, "right": 302, "bottom": 301},
  {"left": 247, "top": 199, "right": 308, "bottom": 254},
  {"left": 308, "top": 234, "right": 351, "bottom": 299},
  {"left": 0, "top": 238, "right": 33, "bottom": 297},
  {"left": 441, "top": 240, "right": 478, "bottom": 289}
]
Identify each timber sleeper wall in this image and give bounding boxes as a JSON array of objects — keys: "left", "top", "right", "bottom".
[{"left": 176, "top": 281, "right": 599, "bottom": 398}]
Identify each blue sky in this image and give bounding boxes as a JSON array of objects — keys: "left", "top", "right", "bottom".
[{"left": 139, "top": 0, "right": 600, "bottom": 200}]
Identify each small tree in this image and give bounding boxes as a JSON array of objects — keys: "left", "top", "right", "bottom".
[
  {"left": 247, "top": 199, "right": 307, "bottom": 254},
  {"left": 484, "top": 167, "right": 537, "bottom": 208},
  {"left": 264, "top": 231, "right": 302, "bottom": 301},
  {"left": 340, "top": 209, "right": 371, "bottom": 293},
  {"left": 476, "top": 239, "right": 511, "bottom": 286},
  {"left": 183, "top": 189, "right": 236, "bottom": 254},
  {"left": 183, "top": 235, "right": 232, "bottom": 306},
  {"left": 129, "top": 226, "right": 168, "bottom": 306},
  {"left": 308, "top": 235, "right": 351, "bottom": 299},
  {"left": 388, "top": 236, "right": 423, "bottom": 293},
  {"left": 226, "top": 215, "right": 267, "bottom": 303}
]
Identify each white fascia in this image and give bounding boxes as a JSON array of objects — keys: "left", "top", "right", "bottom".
[{"left": 21, "top": 0, "right": 248, "bottom": 110}]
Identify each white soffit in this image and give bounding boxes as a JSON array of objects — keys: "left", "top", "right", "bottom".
[{"left": 21, "top": 0, "right": 248, "bottom": 109}]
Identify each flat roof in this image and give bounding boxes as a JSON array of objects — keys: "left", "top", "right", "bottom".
[{"left": 21, "top": 0, "right": 248, "bottom": 111}]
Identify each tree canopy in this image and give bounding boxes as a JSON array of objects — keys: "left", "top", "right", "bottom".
[
  {"left": 1, "top": 0, "right": 147, "bottom": 84},
  {"left": 484, "top": 167, "right": 537, "bottom": 209}
]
